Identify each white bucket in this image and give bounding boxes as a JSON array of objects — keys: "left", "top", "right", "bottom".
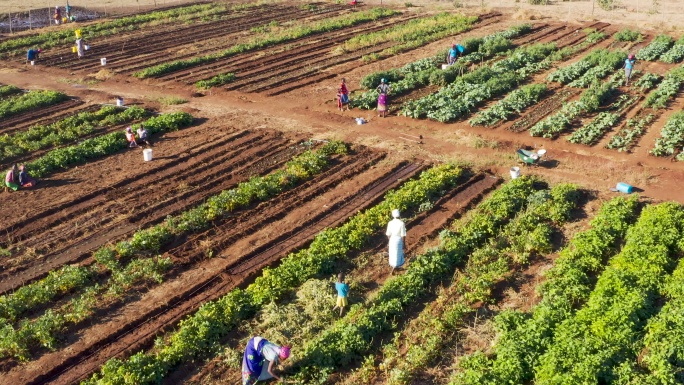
[
  {"left": 84, "top": 44, "right": 90, "bottom": 50},
  {"left": 441, "top": 64, "right": 449, "bottom": 70},
  {"left": 100, "top": 57, "right": 107, "bottom": 66},
  {"left": 30, "top": 61, "right": 35, "bottom": 65},
  {"left": 510, "top": 166, "right": 520, "bottom": 179},
  {"left": 116, "top": 97, "right": 124, "bottom": 107},
  {"left": 537, "top": 149, "right": 547, "bottom": 157},
  {"left": 143, "top": 148, "right": 153, "bottom": 162}
]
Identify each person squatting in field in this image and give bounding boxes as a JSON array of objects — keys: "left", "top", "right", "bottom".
[
  {"left": 242, "top": 337, "right": 291, "bottom": 384},
  {"left": 386, "top": 209, "right": 406, "bottom": 274}
]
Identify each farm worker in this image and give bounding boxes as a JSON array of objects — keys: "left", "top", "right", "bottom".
[
  {"left": 623, "top": 53, "right": 636, "bottom": 86},
  {"left": 136, "top": 125, "right": 151, "bottom": 147},
  {"left": 65, "top": 2, "right": 72, "bottom": 19},
  {"left": 242, "top": 337, "right": 290, "bottom": 385},
  {"left": 376, "top": 78, "right": 390, "bottom": 118},
  {"left": 125, "top": 127, "right": 138, "bottom": 147},
  {"left": 332, "top": 272, "right": 350, "bottom": 316},
  {"left": 54, "top": 6, "right": 62, "bottom": 25},
  {"left": 26, "top": 48, "right": 42, "bottom": 63},
  {"left": 5, "top": 164, "right": 20, "bottom": 191},
  {"left": 337, "top": 78, "right": 350, "bottom": 111},
  {"left": 386, "top": 209, "right": 406, "bottom": 274},
  {"left": 18, "top": 165, "right": 37, "bottom": 188},
  {"left": 447, "top": 44, "right": 465, "bottom": 65},
  {"left": 75, "top": 38, "right": 86, "bottom": 58}
]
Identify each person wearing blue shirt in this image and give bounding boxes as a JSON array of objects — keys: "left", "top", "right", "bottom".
[
  {"left": 26, "top": 48, "right": 42, "bottom": 63},
  {"left": 623, "top": 53, "right": 636, "bottom": 85},
  {"left": 333, "top": 273, "right": 350, "bottom": 316},
  {"left": 447, "top": 44, "right": 465, "bottom": 65}
]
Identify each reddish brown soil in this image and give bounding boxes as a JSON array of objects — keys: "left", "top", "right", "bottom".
[
  {"left": 0, "top": 98, "right": 83, "bottom": 134},
  {"left": 0, "top": 4, "right": 684, "bottom": 385}
]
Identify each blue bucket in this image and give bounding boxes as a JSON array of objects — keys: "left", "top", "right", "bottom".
[{"left": 616, "top": 182, "right": 634, "bottom": 194}]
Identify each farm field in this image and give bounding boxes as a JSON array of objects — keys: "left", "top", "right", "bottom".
[{"left": 0, "top": 1, "right": 684, "bottom": 385}]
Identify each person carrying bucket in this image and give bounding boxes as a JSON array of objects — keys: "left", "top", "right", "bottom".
[
  {"left": 242, "top": 337, "right": 290, "bottom": 385},
  {"left": 447, "top": 44, "right": 465, "bottom": 65}
]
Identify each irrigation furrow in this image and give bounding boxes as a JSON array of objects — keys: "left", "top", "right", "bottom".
[
  {"left": 0, "top": 99, "right": 83, "bottom": 133},
  {"left": 0, "top": 131, "right": 308, "bottom": 294},
  {"left": 3, "top": 150, "right": 407, "bottom": 385}
]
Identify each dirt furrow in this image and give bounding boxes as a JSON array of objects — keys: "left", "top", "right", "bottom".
[
  {"left": 0, "top": 131, "right": 309, "bottom": 294},
  {"left": 0, "top": 99, "right": 83, "bottom": 132},
  {"left": 176, "top": 172, "right": 500, "bottom": 385},
  {"left": 0, "top": 103, "right": 96, "bottom": 137},
  {"left": 59, "top": 5, "right": 349, "bottom": 73},
  {"left": 165, "top": 14, "right": 418, "bottom": 84},
  {"left": 3, "top": 151, "right": 407, "bottom": 385}
]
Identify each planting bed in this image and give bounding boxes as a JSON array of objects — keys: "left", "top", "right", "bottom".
[{"left": 1, "top": 3, "right": 684, "bottom": 385}]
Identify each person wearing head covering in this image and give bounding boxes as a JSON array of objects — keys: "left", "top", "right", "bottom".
[
  {"left": 54, "top": 6, "right": 62, "bottom": 25},
  {"left": 18, "top": 164, "right": 37, "bottom": 188},
  {"left": 447, "top": 44, "right": 465, "bottom": 65},
  {"left": 242, "top": 336, "right": 291, "bottom": 385},
  {"left": 75, "top": 37, "right": 87, "bottom": 58},
  {"left": 125, "top": 127, "right": 138, "bottom": 147},
  {"left": 5, "top": 164, "right": 20, "bottom": 191},
  {"left": 337, "top": 78, "right": 350, "bottom": 111},
  {"left": 27, "top": 48, "right": 42, "bottom": 63},
  {"left": 623, "top": 53, "right": 636, "bottom": 85},
  {"left": 376, "top": 78, "right": 390, "bottom": 118},
  {"left": 386, "top": 209, "right": 406, "bottom": 273}
]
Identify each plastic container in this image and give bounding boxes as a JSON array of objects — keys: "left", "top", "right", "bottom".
[
  {"left": 616, "top": 182, "right": 634, "bottom": 194},
  {"left": 100, "top": 58, "right": 107, "bottom": 66},
  {"left": 143, "top": 148, "right": 153, "bottom": 162},
  {"left": 441, "top": 64, "right": 449, "bottom": 70},
  {"left": 115, "top": 97, "right": 124, "bottom": 107},
  {"left": 84, "top": 45, "right": 90, "bottom": 51},
  {"left": 355, "top": 117, "right": 366, "bottom": 125},
  {"left": 30, "top": 61, "right": 35, "bottom": 66},
  {"left": 537, "top": 149, "right": 547, "bottom": 157},
  {"left": 510, "top": 166, "right": 520, "bottom": 179},
  {"left": 62, "top": 17, "right": 67, "bottom": 23},
  {"left": 72, "top": 46, "right": 77, "bottom": 53},
  {"left": 75, "top": 29, "right": 82, "bottom": 38}
]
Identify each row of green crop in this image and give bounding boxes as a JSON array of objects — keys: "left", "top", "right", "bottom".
[
  {"left": 533, "top": 202, "right": 684, "bottom": 384},
  {"left": 637, "top": 34, "right": 675, "bottom": 61},
  {"left": 547, "top": 48, "right": 624, "bottom": 85},
  {"left": 0, "top": 106, "right": 148, "bottom": 163},
  {"left": 606, "top": 113, "right": 654, "bottom": 152},
  {"left": 644, "top": 66, "right": 684, "bottom": 109},
  {"left": 633, "top": 72, "right": 662, "bottom": 92},
  {"left": 83, "top": 164, "right": 467, "bottom": 385},
  {"left": 135, "top": 8, "right": 398, "bottom": 78},
  {"left": 469, "top": 83, "right": 547, "bottom": 127},
  {"left": 0, "top": 142, "right": 348, "bottom": 360},
  {"left": 0, "top": 90, "right": 68, "bottom": 120},
  {"left": 401, "top": 43, "right": 556, "bottom": 122},
  {"left": 287, "top": 178, "right": 537, "bottom": 383},
  {"left": 27, "top": 112, "right": 191, "bottom": 178},
  {"left": 351, "top": 24, "right": 532, "bottom": 110},
  {"left": 661, "top": 35, "right": 684, "bottom": 63},
  {"left": 454, "top": 195, "right": 640, "bottom": 384},
  {"left": 566, "top": 93, "right": 638, "bottom": 145},
  {"left": 379, "top": 183, "right": 580, "bottom": 385},
  {"left": 636, "top": 259, "right": 684, "bottom": 383},
  {"left": 0, "top": 4, "right": 226, "bottom": 55},
  {"left": 529, "top": 79, "right": 616, "bottom": 138},
  {"left": 0, "top": 85, "right": 21, "bottom": 99},
  {"left": 0, "top": 257, "right": 171, "bottom": 360},
  {"left": 651, "top": 111, "right": 684, "bottom": 159}
]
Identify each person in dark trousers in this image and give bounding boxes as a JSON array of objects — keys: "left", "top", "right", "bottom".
[{"left": 27, "top": 48, "right": 42, "bottom": 64}]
